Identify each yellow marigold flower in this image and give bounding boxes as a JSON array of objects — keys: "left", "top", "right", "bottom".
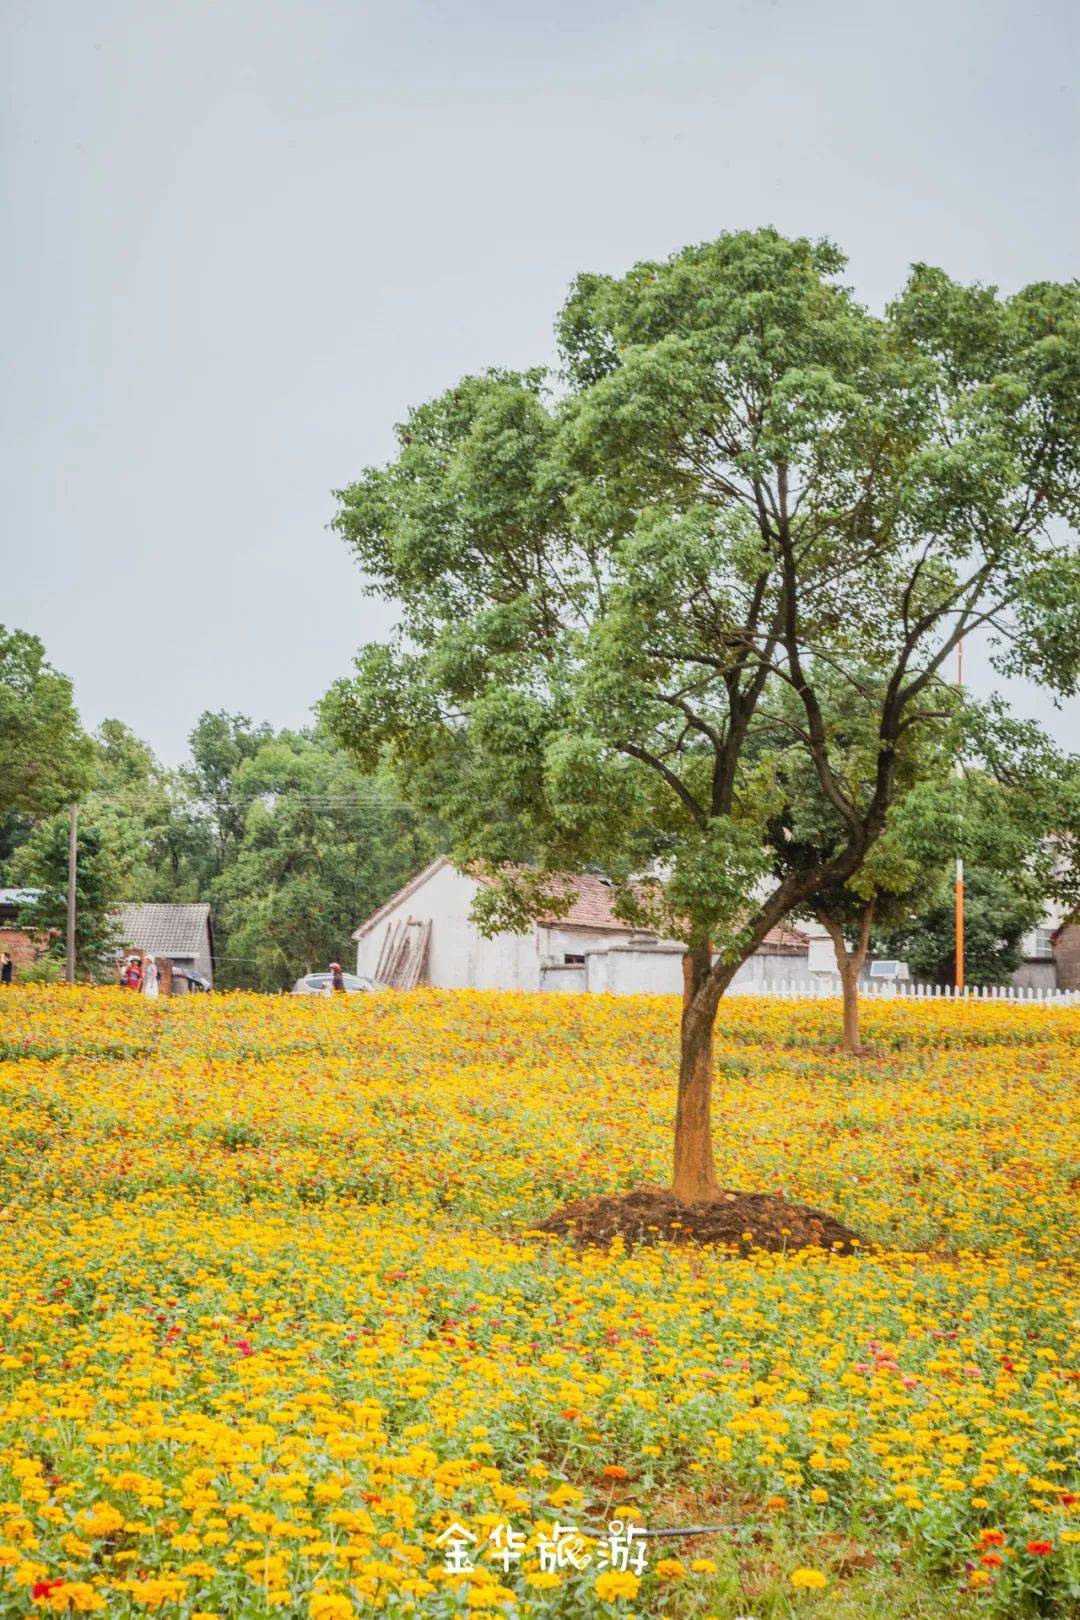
[
  {"left": 655, "top": 1557, "right": 685, "bottom": 1579},
  {"left": 38, "top": 1585, "right": 105, "bottom": 1615},
  {"left": 76, "top": 1496, "right": 127, "bottom": 1535},
  {"left": 594, "top": 1569, "right": 640, "bottom": 1601},
  {"left": 308, "top": 1596, "right": 355, "bottom": 1620},
  {"left": 547, "top": 1484, "right": 585, "bottom": 1508}
]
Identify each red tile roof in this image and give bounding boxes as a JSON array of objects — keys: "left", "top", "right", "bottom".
[
  {"left": 761, "top": 924, "right": 811, "bottom": 954},
  {"left": 487, "top": 871, "right": 810, "bottom": 950},
  {"left": 527, "top": 872, "right": 645, "bottom": 931}
]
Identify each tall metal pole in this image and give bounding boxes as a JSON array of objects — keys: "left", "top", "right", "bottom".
[
  {"left": 66, "top": 801, "right": 77, "bottom": 985},
  {"left": 955, "top": 641, "right": 964, "bottom": 994}
]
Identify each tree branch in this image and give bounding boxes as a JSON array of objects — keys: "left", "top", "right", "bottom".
[{"left": 617, "top": 743, "right": 708, "bottom": 826}]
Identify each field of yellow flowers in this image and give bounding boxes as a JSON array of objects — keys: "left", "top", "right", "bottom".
[{"left": 0, "top": 986, "right": 1076, "bottom": 1619}]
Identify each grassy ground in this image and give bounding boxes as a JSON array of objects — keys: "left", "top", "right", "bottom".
[{"left": 0, "top": 986, "right": 1076, "bottom": 1618}]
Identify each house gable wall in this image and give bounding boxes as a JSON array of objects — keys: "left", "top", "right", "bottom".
[{"left": 356, "top": 864, "right": 538, "bottom": 989}]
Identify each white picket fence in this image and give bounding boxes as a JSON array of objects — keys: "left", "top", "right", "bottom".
[{"left": 730, "top": 976, "right": 1080, "bottom": 1006}]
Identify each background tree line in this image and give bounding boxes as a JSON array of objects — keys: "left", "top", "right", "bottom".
[
  {"left": 1, "top": 610, "right": 1075, "bottom": 997},
  {"left": 1, "top": 625, "right": 438, "bottom": 987}
]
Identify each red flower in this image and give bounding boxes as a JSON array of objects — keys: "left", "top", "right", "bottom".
[
  {"left": 32, "top": 1580, "right": 64, "bottom": 1600},
  {"left": 1026, "top": 1540, "right": 1053, "bottom": 1557}
]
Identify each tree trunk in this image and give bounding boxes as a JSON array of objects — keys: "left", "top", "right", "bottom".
[
  {"left": 673, "top": 942, "right": 720, "bottom": 1202},
  {"left": 840, "top": 961, "right": 861, "bottom": 1054},
  {"left": 818, "top": 901, "right": 875, "bottom": 1056}
]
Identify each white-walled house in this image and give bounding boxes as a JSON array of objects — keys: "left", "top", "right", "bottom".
[
  {"left": 353, "top": 857, "right": 811, "bottom": 993},
  {"left": 355, "top": 860, "right": 1080, "bottom": 995}
]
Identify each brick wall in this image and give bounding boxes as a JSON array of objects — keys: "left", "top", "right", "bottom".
[
  {"left": 0, "top": 927, "right": 46, "bottom": 971},
  {"left": 1053, "top": 924, "right": 1080, "bottom": 991}
]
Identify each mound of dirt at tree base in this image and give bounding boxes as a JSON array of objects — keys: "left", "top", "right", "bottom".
[{"left": 533, "top": 1186, "right": 865, "bottom": 1254}]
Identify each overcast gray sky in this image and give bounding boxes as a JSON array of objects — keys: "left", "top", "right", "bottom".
[{"left": 3, "top": 0, "right": 1078, "bottom": 763}]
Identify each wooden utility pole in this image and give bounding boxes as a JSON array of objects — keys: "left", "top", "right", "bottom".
[
  {"left": 66, "top": 801, "right": 77, "bottom": 985},
  {"left": 955, "top": 641, "right": 964, "bottom": 994}
]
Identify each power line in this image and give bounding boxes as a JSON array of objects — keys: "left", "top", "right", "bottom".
[{"left": 86, "top": 790, "right": 428, "bottom": 811}]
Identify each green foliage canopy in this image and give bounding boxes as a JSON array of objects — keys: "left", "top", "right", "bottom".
[
  {"left": 209, "top": 728, "right": 437, "bottom": 991},
  {"left": 878, "top": 868, "right": 1046, "bottom": 987},
  {"left": 13, "top": 812, "right": 126, "bottom": 980},
  {"left": 0, "top": 626, "right": 93, "bottom": 820}
]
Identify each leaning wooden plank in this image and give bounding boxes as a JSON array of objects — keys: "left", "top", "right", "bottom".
[
  {"left": 407, "top": 918, "right": 432, "bottom": 988},
  {"left": 386, "top": 919, "right": 415, "bottom": 988},
  {"left": 378, "top": 926, "right": 399, "bottom": 984},
  {"left": 400, "top": 918, "right": 425, "bottom": 989},
  {"left": 376, "top": 919, "right": 404, "bottom": 986}
]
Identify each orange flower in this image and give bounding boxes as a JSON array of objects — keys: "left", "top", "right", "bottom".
[
  {"left": 1027, "top": 1540, "right": 1053, "bottom": 1557},
  {"left": 561, "top": 1408, "right": 580, "bottom": 1421},
  {"left": 979, "top": 1552, "right": 1004, "bottom": 1569},
  {"left": 602, "top": 1465, "right": 629, "bottom": 1481},
  {"left": 979, "top": 1530, "right": 1006, "bottom": 1548}
]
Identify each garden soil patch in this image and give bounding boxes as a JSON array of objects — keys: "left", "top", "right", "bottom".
[{"left": 534, "top": 1185, "right": 865, "bottom": 1253}]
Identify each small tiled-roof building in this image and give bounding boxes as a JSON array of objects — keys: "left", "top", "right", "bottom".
[
  {"left": 352, "top": 856, "right": 810, "bottom": 994},
  {"left": 114, "top": 903, "right": 215, "bottom": 990}
]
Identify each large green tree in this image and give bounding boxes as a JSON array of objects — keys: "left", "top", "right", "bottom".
[
  {"left": 13, "top": 812, "right": 127, "bottom": 980},
  {"left": 210, "top": 729, "right": 438, "bottom": 990},
  {"left": 0, "top": 627, "right": 93, "bottom": 823},
  {"left": 760, "top": 668, "right": 956, "bottom": 1052},
  {"left": 181, "top": 711, "right": 274, "bottom": 873},
  {"left": 90, "top": 720, "right": 212, "bottom": 901},
  {"left": 328, "top": 229, "right": 1080, "bottom": 1202},
  {"left": 869, "top": 727, "right": 1079, "bottom": 988},
  {"left": 764, "top": 685, "right": 1075, "bottom": 1050}
]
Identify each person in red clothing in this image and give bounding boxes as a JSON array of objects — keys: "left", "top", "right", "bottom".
[
  {"left": 122, "top": 956, "right": 144, "bottom": 991},
  {"left": 328, "top": 961, "right": 345, "bottom": 993}
]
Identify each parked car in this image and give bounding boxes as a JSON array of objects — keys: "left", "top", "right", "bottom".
[
  {"left": 173, "top": 970, "right": 212, "bottom": 993},
  {"left": 291, "top": 971, "right": 375, "bottom": 996}
]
